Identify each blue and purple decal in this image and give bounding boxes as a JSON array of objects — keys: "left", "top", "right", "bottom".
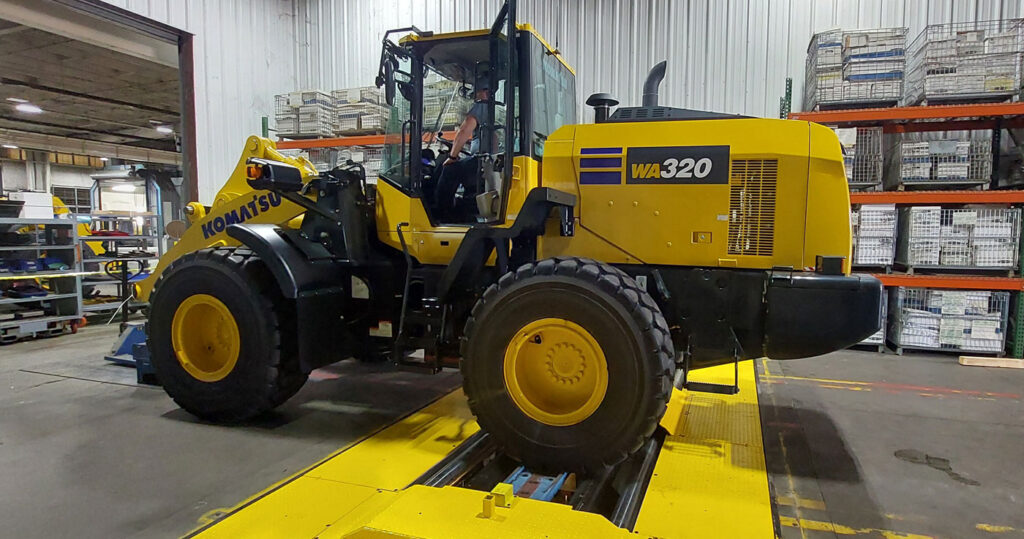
[{"left": 579, "top": 147, "right": 623, "bottom": 185}]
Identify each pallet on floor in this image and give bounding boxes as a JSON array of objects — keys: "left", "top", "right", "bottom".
[{"left": 958, "top": 355, "right": 1024, "bottom": 369}]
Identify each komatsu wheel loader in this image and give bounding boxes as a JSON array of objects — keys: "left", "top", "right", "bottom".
[{"left": 138, "top": 1, "right": 882, "bottom": 472}]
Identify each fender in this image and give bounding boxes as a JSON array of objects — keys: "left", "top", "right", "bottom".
[{"left": 227, "top": 223, "right": 352, "bottom": 372}]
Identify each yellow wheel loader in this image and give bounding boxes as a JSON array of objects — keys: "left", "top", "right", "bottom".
[{"left": 137, "top": 1, "right": 881, "bottom": 473}]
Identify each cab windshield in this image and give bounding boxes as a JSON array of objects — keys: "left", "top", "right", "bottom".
[{"left": 379, "top": 34, "right": 511, "bottom": 194}]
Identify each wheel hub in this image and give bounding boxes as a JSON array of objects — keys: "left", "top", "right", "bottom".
[
  {"left": 171, "top": 294, "right": 241, "bottom": 382},
  {"left": 545, "top": 343, "right": 586, "bottom": 384},
  {"left": 503, "top": 318, "right": 608, "bottom": 426}
]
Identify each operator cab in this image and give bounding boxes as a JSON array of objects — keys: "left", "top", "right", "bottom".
[{"left": 376, "top": 22, "right": 576, "bottom": 226}]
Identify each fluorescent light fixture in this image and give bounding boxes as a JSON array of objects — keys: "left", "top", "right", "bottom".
[
  {"left": 111, "top": 184, "right": 137, "bottom": 192},
  {"left": 155, "top": 125, "right": 173, "bottom": 134},
  {"left": 2, "top": 144, "right": 17, "bottom": 149},
  {"left": 100, "top": 157, "right": 109, "bottom": 162},
  {"left": 5, "top": 97, "right": 28, "bottom": 103},
  {"left": 15, "top": 103, "right": 42, "bottom": 114}
]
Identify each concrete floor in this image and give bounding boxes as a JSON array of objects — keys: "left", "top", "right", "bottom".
[
  {"left": 1, "top": 325, "right": 1021, "bottom": 538},
  {"left": 0, "top": 323, "right": 460, "bottom": 539},
  {"left": 761, "top": 349, "right": 1024, "bottom": 539}
]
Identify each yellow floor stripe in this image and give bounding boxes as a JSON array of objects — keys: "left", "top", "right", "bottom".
[
  {"left": 775, "top": 495, "right": 827, "bottom": 511},
  {"left": 634, "top": 361, "right": 775, "bottom": 538},
  {"left": 779, "top": 516, "right": 935, "bottom": 539},
  {"left": 196, "top": 362, "right": 775, "bottom": 538}
]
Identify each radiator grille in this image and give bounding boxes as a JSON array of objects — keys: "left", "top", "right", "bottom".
[{"left": 728, "top": 160, "right": 778, "bottom": 257}]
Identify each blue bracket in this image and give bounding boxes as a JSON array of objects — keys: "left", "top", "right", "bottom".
[
  {"left": 502, "top": 465, "right": 569, "bottom": 502},
  {"left": 104, "top": 322, "right": 158, "bottom": 385}
]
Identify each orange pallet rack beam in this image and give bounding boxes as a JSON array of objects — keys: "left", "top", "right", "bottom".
[
  {"left": 276, "top": 134, "right": 388, "bottom": 149},
  {"left": 275, "top": 131, "right": 458, "bottom": 150},
  {"left": 850, "top": 190, "right": 1024, "bottom": 205},
  {"left": 870, "top": 274, "right": 1024, "bottom": 291}
]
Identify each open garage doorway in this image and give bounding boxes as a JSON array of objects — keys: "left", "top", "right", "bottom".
[{"left": 0, "top": 0, "right": 196, "bottom": 217}]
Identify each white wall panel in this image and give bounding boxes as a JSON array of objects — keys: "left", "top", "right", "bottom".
[
  {"left": 101, "top": 0, "right": 299, "bottom": 202},
  {"left": 96, "top": 0, "right": 1024, "bottom": 201},
  {"left": 297, "top": 0, "right": 1024, "bottom": 124}
]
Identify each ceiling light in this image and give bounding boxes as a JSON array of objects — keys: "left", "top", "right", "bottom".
[
  {"left": 2, "top": 144, "right": 18, "bottom": 149},
  {"left": 15, "top": 103, "right": 42, "bottom": 114},
  {"left": 100, "top": 157, "right": 109, "bottom": 162},
  {"left": 155, "top": 125, "right": 173, "bottom": 134},
  {"left": 5, "top": 97, "right": 28, "bottom": 103},
  {"left": 111, "top": 184, "right": 137, "bottom": 192}
]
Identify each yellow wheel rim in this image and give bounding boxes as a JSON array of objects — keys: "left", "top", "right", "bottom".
[
  {"left": 171, "top": 294, "right": 241, "bottom": 382},
  {"left": 503, "top": 318, "right": 608, "bottom": 426}
]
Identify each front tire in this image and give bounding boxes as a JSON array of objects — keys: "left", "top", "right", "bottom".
[
  {"left": 147, "top": 247, "right": 307, "bottom": 422},
  {"left": 462, "top": 257, "right": 674, "bottom": 473}
]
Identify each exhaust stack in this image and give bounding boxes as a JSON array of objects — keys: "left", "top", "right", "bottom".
[{"left": 641, "top": 61, "right": 667, "bottom": 107}]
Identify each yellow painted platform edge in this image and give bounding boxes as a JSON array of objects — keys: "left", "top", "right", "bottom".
[
  {"left": 183, "top": 389, "right": 461, "bottom": 537},
  {"left": 634, "top": 360, "right": 777, "bottom": 538}
]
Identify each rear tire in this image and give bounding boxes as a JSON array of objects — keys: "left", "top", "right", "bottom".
[
  {"left": 462, "top": 257, "right": 674, "bottom": 473},
  {"left": 147, "top": 247, "right": 307, "bottom": 422}
]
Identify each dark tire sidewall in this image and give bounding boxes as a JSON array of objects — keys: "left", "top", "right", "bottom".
[
  {"left": 148, "top": 258, "right": 278, "bottom": 418},
  {"left": 464, "top": 275, "right": 658, "bottom": 471}
]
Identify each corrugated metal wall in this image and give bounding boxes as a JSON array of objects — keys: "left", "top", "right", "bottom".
[
  {"left": 296, "top": 0, "right": 1024, "bottom": 123},
  {"left": 101, "top": 0, "right": 1024, "bottom": 200},
  {"left": 101, "top": 0, "right": 299, "bottom": 201}
]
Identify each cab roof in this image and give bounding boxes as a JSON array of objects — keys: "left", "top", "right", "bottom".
[{"left": 400, "top": 23, "right": 575, "bottom": 75}]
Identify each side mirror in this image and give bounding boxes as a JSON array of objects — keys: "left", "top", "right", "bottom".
[{"left": 382, "top": 57, "right": 397, "bottom": 106}]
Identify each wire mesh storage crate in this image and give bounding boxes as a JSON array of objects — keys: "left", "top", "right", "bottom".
[
  {"left": 884, "top": 131, "right": 993, "bottom": 189},
  {"left": 423, "top": 78, "right": 472, "bottom": 130},
  {"left": 889, "top": 287, "right": 1009, "bottom": 354},
  {"left": 275, "top": 91, "right": 335, "bottom": 138},
  {"left": 293, "top": 145, "right": 384, "bottom": 182},
  {"left": 905, "top": 19, "right": 1024, "bottom": 105},
  {"left": 852, "top": 204, "right": 897, "bottom": 267},
  {"left": 274, "top": 91, "right": 333, "bottom": 115},
  {"left": 294, "top": 104, "right": 334, "bottom": 137},
  {"left": 857, "top": 283, "right": 888, "bottom": 348},
  {"left": 334, "top": 99, "right": 391, "bottom": 135},
  {"left": 332, "top": 86, "right": 381, "bottom": 106},
  {"left": 337, "top": 145, "right": 383, "bottom": 180},
  {"left": 804, "top": 27, "right": 906, "bottom": 110},
  {"left": 895, "top": 206, "right": 1021, "bottom": 271},
  {"left": 835, "top": 127, "right": 883, "bottom": 188}
]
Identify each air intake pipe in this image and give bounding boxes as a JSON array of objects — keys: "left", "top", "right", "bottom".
[
  {"left": 641, "top": 60, "right": 667, "bottom": 107},
  {"left": 586, "top": 93, "right": 619, "bottom": 123}
]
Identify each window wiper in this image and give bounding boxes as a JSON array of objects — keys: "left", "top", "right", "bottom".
[{"left": 534, "top": 131, "right": 548, "bottom": 141}]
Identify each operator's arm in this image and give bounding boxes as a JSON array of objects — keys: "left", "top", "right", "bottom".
[{"left": 444, "top": 114, "right": 478, "bottom": 166}]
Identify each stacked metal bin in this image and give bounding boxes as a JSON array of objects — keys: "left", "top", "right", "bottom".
[
  {"left": 333, "top": 87, "right": 391, "bottom": 135},
  {"left": 300, "top": 145, "right": 384, "bottom": 180},
  {"left": 851, "top": 204, "right": 896, "bottom": 349},
  {"left": 884, "top": 131, "right": 993, "bottom": 189},
  {"left": 275, "top": 91, "right": 335, "bottom": 138},
  {"left": 905, "top": 19, "right": 1024, "bottom": 105},
  {"left": 889, "top": 288, "right": 1010, "bottom": 354},
  {"left": 804, "top": 28, "right": 906, "bottom": 110},
  {"left": 859, "top": 288, "right": 888, "bottom": 350},
  {"left": 423, "top": 78, "right": 472, "bottom": 130},
  {"left": 895, "top": 206, "right": 1021, "bottom": 272},
  {"left": 835, "top": 127, "right": 884, "bottom": 189},
  {"left": 852, "top": 204, "right": 898, "bottom": 267}
]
